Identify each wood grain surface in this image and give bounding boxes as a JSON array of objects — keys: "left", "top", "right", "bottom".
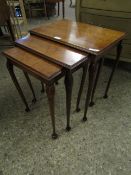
[
  {"left": 3, "top": 47, "right": 62, "bottom": 80},
  {"left": 15, "top": 35, "right": 87, "bottom": 69},
  {"left": 30, "top": 19, "right": 126, "bottom": 55}
]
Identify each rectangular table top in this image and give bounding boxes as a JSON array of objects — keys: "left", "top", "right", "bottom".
[
  {"left": 3, "top": 47, "right": 62, "bottom": 80},
  {"left": 15, "top": 35, "right": 87, "bottom": 69},
  {"left": 30, "top": 19, "right": 126, "bottom": 56}
]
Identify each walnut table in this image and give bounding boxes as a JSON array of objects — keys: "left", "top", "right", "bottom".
[
  {"left": 3, "top": 47, "right": 64, "bottom": 139},
  {"left": 30, "top": 19, "right": 126, "bottom": 121}
]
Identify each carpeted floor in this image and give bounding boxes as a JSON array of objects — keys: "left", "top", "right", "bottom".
[{"left": 0, "top": 45, "right": 131, "bottom": 175}]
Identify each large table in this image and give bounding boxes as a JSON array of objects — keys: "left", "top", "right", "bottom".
[{"left": 29, "top": 19, "right": 126, "bottom": 121}]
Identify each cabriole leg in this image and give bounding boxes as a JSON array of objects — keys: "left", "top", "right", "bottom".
[
  {"left": 90, "top": 58, "right": 104, "bottom": 106},
  {"left": 23, "top": 71, "right": 37, "bottom": 103},
  {"left": 104, "top": 41, "right": 122, "bottom": 98},
  {"left": 83, "top": 62, "right": 97, "bottom": 121},
  {"left": 41, "top": 81, "right": 45, "bottom": 93},
  {"left": 76, "top": 62, "right": 88, "bottom": 112},
  {"left": 46, "top": 84, "right": 58, "bottom": 139},
  {"left": 64, "top": 70, "right": 73, "bottom": 131},
  {"left": 6, "top": 60, "right": 30, "bottom": 112}
]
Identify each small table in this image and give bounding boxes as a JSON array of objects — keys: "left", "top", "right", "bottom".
[
  {"left": 3, "top": 47, "right": 65, "bottom": 138},
  {"left": 29, "top": 19, "right": 126, "bottom": 121}
]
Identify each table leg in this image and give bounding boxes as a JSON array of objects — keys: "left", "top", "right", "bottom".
[
  {"left": 41, "top": 82, "right": 45, "bottom": 93},
  {"left": 62, "top": 0, "right": 65, "bottom": 19},
  {"left": 6, "top": 60, "right": 30, "bottom": 112},
  {"left": 76, "top": 62, "right": 88, "bottom": 112},
  {"left": 43, "top": 0, "right": 48, "bottom": 19},
  {"left": 64, "top": 70, "right": 73, "bottom": 131},
  {"left": 23, "top": 71, "right": 37, "bottom": 103},
  {"left": 46, "top": 83, "right": 58, "bottom": 139},
  {"left": 83, "top": 62, "right": 97, "bottom": 121},
  {"left": 7, "top": 20, "right": 15, "bottom": 41},
  {"left": 0, "top": 27, "right": 3, "bottom": 36},
  {"left": 58, "top": 2, "right": 60, "bottom": 16},
  {"left": 90, "top": 58, "right": 104, "bottom": 106},
  {"left": 70, "top": 0, "right": 72, "bottom": 7},
  {"left": 104, "top": 41, "right": 122, "bottom": 98}
]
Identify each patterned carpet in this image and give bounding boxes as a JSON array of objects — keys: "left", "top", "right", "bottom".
[{"left": 0, "top": 44, "right": 131, "bottom": 175}]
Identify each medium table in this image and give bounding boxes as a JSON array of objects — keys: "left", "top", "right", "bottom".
[
  {"left": 15, "top": 35, "right": 88, "bottom": 131},
  {"left": 29, "top": 19, "right": 126, "bottom": 121}
]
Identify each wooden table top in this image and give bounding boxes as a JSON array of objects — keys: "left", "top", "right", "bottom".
[
  {"left": 3, "top": 47, "right": 62, "bottom": 80},
  {"left": 15, "top": 35, "right": 87, "bottom": 69},
  {"left": 30, "top": 19, "right": 126, "bottom": 56}
]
